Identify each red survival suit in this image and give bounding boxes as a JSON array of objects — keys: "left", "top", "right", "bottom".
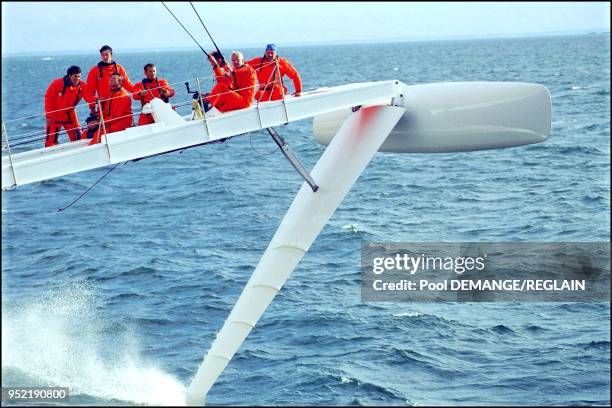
[
  {"left": 246, "top": 56, "right": 302, "bottom": 102},
  {"left": 90, "top": 87, "right": 133, "bottom": 145},
  {"left": 132, "top": 78, "right": 175, "bottom": 125},
  {"left": 86, "top": 61, "right": 134, "bottom": 108},
  {"left": 44, "top": 76, "right": 93, "bottom": 147},
  {"left": 205, "top": 64, "right": 257, "bottom": 112}
]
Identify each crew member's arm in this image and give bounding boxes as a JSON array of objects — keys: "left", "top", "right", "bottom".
[
  {"left": 209, "top": 55, "right": 231, "bottom": 84},
  {"left": 80, "top": 80, "right": 96, "bottom": 106},
  {"left": 280, "top": 59, "right": 302, "bottom": 97},
  {"left": 44, "top": 80, "right": 60, "bottom": 122},
  {"left": 158, "top": 79, "right": 176, "bottom": 99},
  {"left": 213, "top": 64, "right": 228, "bottom": 77},
  {"left": 118, "top": 65, "right": 135, "bottom": 94},
  {"left": 85, "top": 67, "right": 99, "bottom": 110},
  {"left": 245, "top": 57, "right": 260, "bottom": 68},
  {"left": 132, "top": 82, "right": 144, "bottom": 101},
  {"left": 244, "top": 65, "right": 258, "bottom": 101},
  {"left": 119, "top": 94, "right": 134, "bottom": 128}
]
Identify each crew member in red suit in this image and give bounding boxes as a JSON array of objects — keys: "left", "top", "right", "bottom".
[
  {"left": 203, "top": 51, "right": 256, "bottom": 113},
  {"left": 246, "top": 44, "right": 302, "bottom": 102},
  {"left": 86, "top": 45, "right": 134, "bottom": 113},
  {"left": 132, "top": 63, "right": 175, "bottom": 125},
  {"left": 208, "top": 51, "right": 231, "bottom": 85},
  {"left": 90, "top": 73, "right": 133, "bottom": 144},
  {"left": 44, "top": 65, "right": 94, "bottom": 147}
]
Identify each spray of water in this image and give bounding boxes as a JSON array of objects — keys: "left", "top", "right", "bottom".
[{"left": 1, "top": 282, "right": 186, "bottom": 405}]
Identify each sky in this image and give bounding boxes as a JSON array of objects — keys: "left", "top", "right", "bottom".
[{"left": 1, "top": 1, "right": 610, "bottom": 55}]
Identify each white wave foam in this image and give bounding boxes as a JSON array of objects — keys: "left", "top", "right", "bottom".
[
  {"left": 340, "top": 375, "right": 353, "bottom": 384},
  {"left": 392, "top": 311, "right": 423, "bottom": 318},
  {"left": 571, "top": 86, "right": 582, "bottom": 90},
  {"left": 342, "top": 223, "right": 366, "bottom": 233},
  {"left": 1, "top": 282, "right": 185, "bottom": 405}
]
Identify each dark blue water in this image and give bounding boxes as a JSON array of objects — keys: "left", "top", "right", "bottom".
[{"left": 2, "top": 35, "right": 610, "bottom": 405}]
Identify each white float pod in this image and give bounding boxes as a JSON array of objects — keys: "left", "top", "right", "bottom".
[
  {"left": 143, "top": 98, "right": 186, "bottom": 126},
  {"left": 186, "top": 105, "right": 405, "bottom": 405},
  {"left": 314, "top": 82, "right": 551, "bottom": 152}
]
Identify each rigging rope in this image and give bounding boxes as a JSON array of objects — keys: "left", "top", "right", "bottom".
[
  {"left": 161, "top": 1, "right": 210, "bottom": 57},
  {"left": 189, "top": 2, "right": 225, "bottom": 63},
  {"left": 57, "top": 162, "right": 126, "bottom": 212}
]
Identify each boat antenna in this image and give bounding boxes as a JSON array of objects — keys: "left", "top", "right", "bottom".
[
  {"left": 189, "top": 1, "right": 226, "bottom": 62},
  {"left": 161, "top": 1, "right": 210, "bottom": 57}
]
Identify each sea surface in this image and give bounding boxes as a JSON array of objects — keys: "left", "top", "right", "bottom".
[{"left": 1, "top": 34, "right": 610, "bottom": 406}]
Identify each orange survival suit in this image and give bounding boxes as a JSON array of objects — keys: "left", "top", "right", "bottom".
[
  {"left": 132, "top": 78, "right": 175, "bottom": 125},
  {"left": 86, "top": 61, "right": 134, "bottom": 108},
  {"left": 205, "top": 64, "right": 257, "bottom": 112},
  {"left": 90, "top": 86, "right": 133, "bottom": 144},
  {"left": 246, "top": 56, "right": 302, "bottom": 102},
  {"left": 44, "top": 76, "right": 93, "bottom": 147}
]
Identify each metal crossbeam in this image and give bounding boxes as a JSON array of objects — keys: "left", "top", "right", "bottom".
[{"left": 267, "top": 127, "right": 318, "bottom": 192}]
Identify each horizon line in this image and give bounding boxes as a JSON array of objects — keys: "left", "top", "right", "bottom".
[{"left": 2, "top": 29, "right": 609, "bottom": 58}]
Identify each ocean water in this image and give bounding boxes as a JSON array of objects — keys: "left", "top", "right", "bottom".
[{"left": 1, "top": 34, "right": 610, "bottom": 405}]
